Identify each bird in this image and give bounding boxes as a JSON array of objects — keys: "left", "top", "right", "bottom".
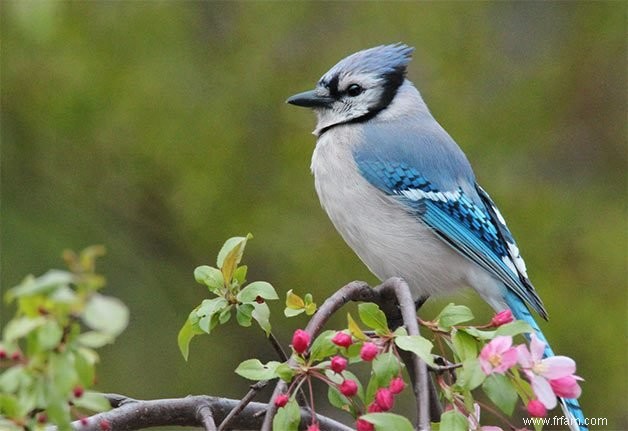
[{"left": 287, "top": 43, "right": 585, "bottom": 431}]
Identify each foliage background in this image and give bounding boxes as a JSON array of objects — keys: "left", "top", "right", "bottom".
[{"left": 1, "top": 2, "right": 625, "bottom": 429}]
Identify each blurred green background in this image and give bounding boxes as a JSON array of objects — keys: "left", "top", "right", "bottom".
[{"left": 1, "top": 1, "right": 625, "bottom": 429}]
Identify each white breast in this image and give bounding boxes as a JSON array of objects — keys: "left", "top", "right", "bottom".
[{"left": 310, "top": 125, "right": 504, "bottom": 304}]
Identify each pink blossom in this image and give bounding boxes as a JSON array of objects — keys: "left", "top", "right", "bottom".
[
  {"left": 491, "top": 310, "right": 514, "bottom": 327},
  {"left": 389, "top": 377, "right": 406, "bottom": 395},
  {"left": 331, "top": 331, "right": 353, "bottom": 348},
  {"left": 550, "top": 375, "right": 583, "bottom": 399},
  {"left": 274, "top": 394, "right": 289, "bottom": 407},
  {"left": 479, "top": 336, "right": 518, "bottom": 375},
  {"left": 360, "top": 342, "right": 379, "bottom": 361},
  {"left": 339, "top": 379, "right": 358, "bottom": 397},
  {"left": 330, "top": 355, "right": 347, "bottom": 373},
  {"left": 517, "top": 334, "right": 582, "bottom": 409},
  {"left": 374, "top": 388, "right": 394, "bottom": 411},
  {"left": 356, "top": 418, "right": 374, "bottom": 431},
  {"left": 527, "top": 399, "right": 547, "bottom": 417},
  {"left": 291, "top": 329, "right": 310, "bottom": 354}
]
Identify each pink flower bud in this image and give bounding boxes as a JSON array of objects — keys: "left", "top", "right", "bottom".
[
  {"left": 292, "top": 329, "right": 310, "bottom": 354},
  {"left": 527, "top": 399, "right": 547, "bottom": 417},
  {"left": 332, "top": 331, "right": 353, "bottom": 348},
  {"left": 99, "top": 420, "right": 111, "bottom": 431},
  {"left": 491, "top": 310, "right": 514, "bottom": 327},
  {"left": 389, "top": 376, "right": 406, "bottom": 395},
  {"left": 367, "top": 402, "right": 383, "bottom": 413},
  {"left": 307, "top": 424, "right": 320, "bottom": 431},
  {"left": 550, "top": 375, "right": 582, "bottom": 399},
  {"left": 356, "top": 418, "right": 375, "bottom": 431},
  {"left": 274, "top": 393, "right": 289, "bottom": 408},
  {"left": 73, "top": 385, "right": 84, "bottom": 398},
  {"left": 375, "top": 387, "right": 395, "bottom": 411},
  {"left": 360, "top": 342, "right": 379, "bottom": 361},
  {"left": 339, "top": 379, "right": 358, "bottom": 397},
  {"left": 330, "top": 355, "right": 348, "bottom": 373}
]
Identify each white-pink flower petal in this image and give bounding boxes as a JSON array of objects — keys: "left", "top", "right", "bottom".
[
  {"left": 542, "top": 356, "right": 576, "bottom": 379},
  {"left": 531, "top": 375, "right": 557, "bottom": 410}
]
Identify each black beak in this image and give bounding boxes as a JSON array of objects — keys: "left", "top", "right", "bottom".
[{"left": 286, "top": 90, "right": 333, "bottom": 108}]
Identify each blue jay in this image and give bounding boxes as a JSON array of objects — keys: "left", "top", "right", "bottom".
[{"left": 287, "top": 44, "right": 585, "bottom": 430}]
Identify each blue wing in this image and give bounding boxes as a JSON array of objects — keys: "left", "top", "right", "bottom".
[{"left": 355, "top": 156, "right": 546, "bottom": 318}]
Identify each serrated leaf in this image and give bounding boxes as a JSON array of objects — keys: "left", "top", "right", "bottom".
[
  {"left": 237, "top": 281, "right": 278, "bottom": 303},
  {"left": 251, "top": 302, "right": 271, "bottom": 335},
  {"left": 194, "top": 265, "right": 224, "bottom": 294},
  {"left": 83, "top": 294, "right": 129, "bottom": 336},
  {"left": 482, "top": 373, "right": 518, "bottom": 415},
  {"left": 309, "top": 330, "right": 337, "bottom": 362},
  {"left": 439, "top": 409, "right": 468, "bottom": 431},
  {"left": 272, "top": 398, "right": 300, "bottom": 431},
  {"left": 217, "top": 234, "right": 252, "bottom": 284},
  {"left": 394, "top": 335, "right": 435, "bottom": 366},
  {"left": 237, "top": 303, "right": 254, "bottom": 327},
  {"left": 452, "top": 328, "right": 478, "bottom": 362},
  {"left": 348, "top": 312, "right": 368, "bottom": 341},
  {"left": 360, "top": 413, "right": 414, "bottom": 431},
  {"left": 178, "top": 311, "right": 204, "bottom": 360},
  {"left": 235, "top": 359, "right": 281, "bottom": 380},
  {"left": 358, "top": 303, "right": 389, "bottom": 333},
  {"left": 437, "top": 303, "right": 474, "bottom": 329},
  {"left": 196, "top": 297, "right": 229, "bottom": 333}
]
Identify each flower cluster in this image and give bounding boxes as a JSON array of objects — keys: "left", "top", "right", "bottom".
[{"left": 479, "top": 332, "right": 583, "bottom": 417}]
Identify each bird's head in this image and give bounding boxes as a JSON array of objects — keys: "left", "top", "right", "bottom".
[{"left": 287, "top": 43, "right": 414, "bottom": 135}]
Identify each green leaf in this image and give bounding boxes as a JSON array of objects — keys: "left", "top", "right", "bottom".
[
  {"left": 74, "top": 349, "right": 96, "bottom": 387},
  {"left": 284, "top": 307, "right": 304, "bottom": 317},
  {"left": 0, "top": 394, "right": 20, "bottom": 418},
  {"left": 348, "top": 312, "right": 368, "bottom": 341},
  {"left": 83, "top": 294, "right": 129, "bottom": 336},
  {"left": 78, "top": 331, "right": 114, "bottom": 348},
  {"left": 358, "top": 303, "right": 389, "bottom": 333},
  {"left": 194, "top": 265, "right": 224, "bottom": 294},
  {"left": 456, "top": 357, "right": 485, "bottom": 390},
  {"left": 275, "top": 363, "right": 296, "bottom": 382},
  {"left": 233, "top": 265, "right": 248, "bottom": 285},
  {"left": 360, "top": 413, "right": 414, "bottom": 431},
  {"left": 309, "top": 330, "right": 337, "bottom": 362},
  {"left": 272, "top": 398, "right": 300, "bottom": 431},
  {"left": 217, "top": 234, "right": 252, "bottom": 283},
  {"left": 394, "top": 335, "right": 435, "bottom": 366},
  {"left": 50, "top": 352, "right": 78, "bottom": 394},
  {"left": 285, "top": 289, "right": 305, "bottom": 308},
  {"left": 3, "top": 316, "right": 45, "bottom": 342},
  {"left": 372, "top": 350, "right": 401, "bottom": 385},
  {"left": 236, "top": 303, "right": 254, "bottom": 327},
  {"left": 235, "top": 359, "right": 281, "bottom": 380},
  {"left": 237, "top": 281, "right": 278, "bottom": 303},
  {"left": 462, "top": 327, "right": 496, "bottom": 340},
  {"left": 482, "top": 373, "right": 518, "bottom": 415},
  {"left": 439, "top": 409, "right": 468, "bottom": 431},
  {"left": 37, "top": 320, "right": 63, "bottom": 350},
  {"left": 177, "top": 311, "right": 204, "bottom": 360},
  {"left": 495, "top": 320, "right": 533, "bottom": 337},
  {"left": 251, "top": 302, "right": 271, "bottom": 335},
  {"left": 451, "top": 328, "right": 478, "bottom": 361},
  {"left": 0, "top": 367, "right": 24, "bottom": 393},
  {"left": 5, "top": 270, "right": 74, "bottom": 302},
  {"left": 72, "top": 391, "right": 111, "bottom": 412},
  {"left": 436, "top": 303, "right": 474, "bottom": 329},
  {"left": 196, "top": 297, "right": 230, "bottom": 333}
]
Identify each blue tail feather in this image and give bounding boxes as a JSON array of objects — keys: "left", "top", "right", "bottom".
[{"left": 504, "top": 291, "right": 587, "bottom": 431}]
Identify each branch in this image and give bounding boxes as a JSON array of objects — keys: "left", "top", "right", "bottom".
[
  {"left": 376, "top": 278, "right": 431, "bottom": 431},
  {"left": 63, "top": 394, "right": 353, "bottom": 431}
]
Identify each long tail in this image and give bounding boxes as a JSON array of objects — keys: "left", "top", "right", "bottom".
[{"left": 505, "top": 292, "right": 587, "bottom": 431}]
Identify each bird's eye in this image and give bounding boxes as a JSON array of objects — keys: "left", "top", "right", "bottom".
[{"left": 346, "top": 84, "right": 363, "bottom": 97}]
